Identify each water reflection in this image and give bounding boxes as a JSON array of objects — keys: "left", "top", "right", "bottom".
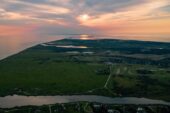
[
  {"left": 56, "top": 45, "right": 88, "bottom": 48},
  {"left": 0, "top": 36, "right": 65, "bottom": 60},
  {"left": 0, "top": 95, "right": 169, "bottom": 108},
  {"left": 80, "top": 34, "right": 93, "bottom": 40}
]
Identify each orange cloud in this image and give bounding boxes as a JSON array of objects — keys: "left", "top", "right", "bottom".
[
  {"left": 0, "top": 1, "right": 70, "bottom": 25},
  {"left": 0, "top": 11, "right": 67, "bottom": 25},
  {"left": 6, "top": 0, "right": 70, "bottom": 15},
  {"left": 77, "top": 0, "right": 170, "bottom": 35}
]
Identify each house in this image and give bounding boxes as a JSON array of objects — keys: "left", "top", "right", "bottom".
[
  {"left": 82, "top": 51, "right": 94, "bottom": 55},
  {"left": 105, "top": 62, "right": 113, "bottom": 66},
  {"left": 136, "top": 107, "right": 147, "bottom": 113},
  {"left": 105, "top": 50, "right": 112, "bottom": 55},
  {"left": 107, "top": 109, "right": 114, "bottom": 113},
  {"left": 66, "top": 51, "right": 80, "bottom": 54}
]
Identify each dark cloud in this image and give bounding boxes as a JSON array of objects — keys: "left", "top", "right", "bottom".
[
  {"left": 35, "top": 24, "right": 100, "bottom": 36},
  {"left": 68, "top": 0, "right": 147, "bottom": 14},
  {"left": 160, "top": 5, "right": 170, "bottom": 12},
  {"left": 1, "top": 0, "right": 148, "bottom": 15}
]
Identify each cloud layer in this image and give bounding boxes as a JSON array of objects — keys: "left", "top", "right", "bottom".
[{"left": 0, "top": 0, "right": 170, "bottom": 38}]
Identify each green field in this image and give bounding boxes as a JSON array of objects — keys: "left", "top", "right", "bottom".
[
  {"left": 0, "top": 39, "right": 170, "bottom": 101},
  {"left": 0, "top": 49, "right": 108, "bottom": 95},
  {"left": 108, "top": 64, "right": 170, "bottom": 100}
]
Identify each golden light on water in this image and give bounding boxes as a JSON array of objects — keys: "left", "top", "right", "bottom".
[{"left": 80, "top": 35, "right": 90, "bottom": 40}]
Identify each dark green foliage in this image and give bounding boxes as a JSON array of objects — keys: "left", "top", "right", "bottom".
[{"left": 0, "top": 39, "right": 170, "bottom": 101}]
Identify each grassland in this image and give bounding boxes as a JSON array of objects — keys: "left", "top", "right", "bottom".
[
  {"left": 0, "top": 49, "right": 108, "bottom": 96},
  {"left": 0, "top": 39, "right": 170, "bottom": 101},
  {"left": 107, "top": 64, "right": 170, "bottom": 100}
]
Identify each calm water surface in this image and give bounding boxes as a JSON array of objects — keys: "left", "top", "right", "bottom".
[
  {"left": 0, "top": 36, "right": 65, "bottom": 60},
  {"left": 0, "top": 95, "right": 170, "bottom": 108}
]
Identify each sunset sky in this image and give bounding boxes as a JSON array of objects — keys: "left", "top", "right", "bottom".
[{"left": 0, "top": 0, "right": 170, "bottom": 39}]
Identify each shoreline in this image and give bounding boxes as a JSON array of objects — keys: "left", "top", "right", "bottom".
[{"left": 1, "top": 37, "right": 170, "bottom": 61}]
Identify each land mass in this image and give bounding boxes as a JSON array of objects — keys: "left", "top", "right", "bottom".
[{"left": 0, "top": 39, "right": 170, "bottom": 101}]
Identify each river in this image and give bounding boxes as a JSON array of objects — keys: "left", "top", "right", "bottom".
[{"left": 0, "top": 95, "right": 170, "bottom": 108}]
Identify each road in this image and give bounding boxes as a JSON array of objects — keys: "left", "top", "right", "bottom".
[{"left": 104, "top": 66, "right": 120, "bottom": 88}]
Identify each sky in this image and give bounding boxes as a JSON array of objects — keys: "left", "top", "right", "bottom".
[{"left": 0, "top": 0, "right": 170, "bottom": 39}]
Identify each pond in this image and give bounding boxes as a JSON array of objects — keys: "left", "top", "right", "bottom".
[{"left": 56, "top": 45, "right": 88, "bottom": 48}]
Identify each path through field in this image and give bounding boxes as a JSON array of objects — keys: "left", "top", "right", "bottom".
[{"left": 104, "top": 66, "right": 120, "bottom": 88}]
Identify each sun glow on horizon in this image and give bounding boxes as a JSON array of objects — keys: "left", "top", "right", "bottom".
[{"left": 0, "top": 0, "right": 170, "bottom": 40}]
